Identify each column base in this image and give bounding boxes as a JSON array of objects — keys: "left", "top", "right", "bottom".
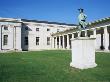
[
  {"left": 66, "top": 46, "right": 70, "bottom": 49},
  {"left": 11, "top": 48, "right": 22, "bottom": 51},
  {"left": 104, "top": 49, "right": 109, "bottom": 52}
]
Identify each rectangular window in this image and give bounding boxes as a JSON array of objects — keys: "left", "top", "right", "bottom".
[
  {"left": 47, "top": 28, "right": 50, "bottom": 31},
  {"left": 25, "top": 37, "right": 28, "bottom": 45},
  {"left": 3, "top": 35, "right": 8, "bottom": 45},
  {"left": 57, "top": 29, "right": 60, "bottom": 32},
  {"left": 36, "top": 28, "right": 39, "bottom": 31},
  {"left": 47, "top": 37, "right": 50, "bottom": 45},
  {"left": 4, "top": 26, "right": 8, "bottom": 30},
  {"left": 36, "top": 37, "right": 39, "bottom": 45}
]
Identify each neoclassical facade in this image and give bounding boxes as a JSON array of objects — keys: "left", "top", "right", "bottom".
[
  {"left": 0, "top": 17, "right": 110, "bottom": 51},
  {"left": 0, "top": 17, "right": 76, "bottom": 51}
]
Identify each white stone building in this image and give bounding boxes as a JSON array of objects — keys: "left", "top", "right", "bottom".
[
  {"left": 0, "top": 17, "right": 110, "bottom": 51},
  {"left": 0, "top": 18, "right": 22, "bottom": 51},
  {"left": 0, "top": 17, "right": 76, "bottom": 51}
]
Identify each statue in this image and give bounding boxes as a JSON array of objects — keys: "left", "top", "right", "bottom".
[
  {"left": 77, "top": 8, "right": 87, "bottom": 37},
  {"left": 78, "top": 8, "right": 87, "bottom": 30}
]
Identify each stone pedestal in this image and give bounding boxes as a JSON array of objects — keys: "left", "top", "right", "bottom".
[{"left": 70, "top": 37, "right": 97, "bottom": 69}]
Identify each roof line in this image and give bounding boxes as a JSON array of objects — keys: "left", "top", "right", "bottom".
[{"left": 21, "top": 19, "right": 77, "bottom": 26}]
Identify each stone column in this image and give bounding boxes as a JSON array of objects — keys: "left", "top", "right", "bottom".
[
  {"left": 14, "top": 26, "right": 22, "bottom": 51},
  {"left": 104, "top": 26, "right": 109, "bottom": 51},
  {"left": 67, "top": 34, "right": 70, "bottom": 49},
  {"left": 51, "top": 37, "right": 54, "bottom": 48},
  {"left": 91, "top": 28, "right": 96, "bottom": 38},
  {"left": 59, "top": 36, "right": 61, "bottom": 49},
  {"left": 93, "top": 28, "right": 96, "bottom": 37},
  {"left": 77, "top": 31, "right": 80, "bottom": 37},
  {"left": 53, "top": 37, "right": 55, "bottom": 48},
  {"left": 63, "top": 35, "right": 65, "bottom": 49},
  {"left": 55, "top": 37, "right": 57, "bottom": 49},
  {"left": 85, "top": 30, "right": 87, "bottom": 37},
  {"left": 13, "top": 26, "right": 16, "bottom": 50},
  {"left": 14, "top": 26, "right": 17, "bottom": 50},
  {"left": 0, "top": 25, "right": 1, "bottom": 50},
  {"left": 72, "top": 33, "right": 74, "bottom": 39},
  {"left": 92, "top": 28, "right": 97, "bottom": 49}
]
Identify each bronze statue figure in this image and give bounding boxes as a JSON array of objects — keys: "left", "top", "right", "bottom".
[{"left": 78, "top": 8, "right": 87, "bottom": 30}]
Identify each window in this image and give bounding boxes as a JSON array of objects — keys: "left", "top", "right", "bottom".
[
  {"left": 47, "top": 37, "right": 50, "bottom": 45},
  {"left": 3, "top": 35, "right": 8, "bottom": 45},
  {"left": 4, "top": 26, "right": 8, "bottom": 30},
  {"left": 24, "top": 37, "right": 28, "bottom": 45},
  {"left": 36, "top": 37, "right": 39, "bottom": 45},
  {"left": 25, "top": 27, "right": 28, "bottom": 30},
  {"left": 57, "top": 29, "right": 60, "bottom": 32},
  {"left": 36, "top": 28, "right": 39, "bottom": 31},
  {"left": 47, "top": 28, "right": 50, "bottom": 31}
]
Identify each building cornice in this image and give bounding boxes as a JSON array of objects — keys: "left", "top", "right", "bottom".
[
  {"left": 88, "top": 17, "right": 110, "bottom": 26},
  {"left": 0, "top": 17, "right": 22, "bottom": 23},
  {"left": 21, "top": 19, "right": 77, "bottom": 26}
]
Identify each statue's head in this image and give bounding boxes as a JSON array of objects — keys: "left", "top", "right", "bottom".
[{"left": 78, "top": 8, "right": 84, "bottom": 13}]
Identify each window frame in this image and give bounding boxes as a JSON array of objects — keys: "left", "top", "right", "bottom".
[
  {"left": 36, "top": 37, "right": 40, "bottom": 45},
  {"left": 57, "top": 29, "right": 60, "bottom": 32},
  {"left": 3, "top": 35, "right": 8, "bottom": 45},
  {"left": 47, "top": 37, "right": 50, "bottom": 45},
  {"left": 47, "top": 28, "right": 50, "bottom": 31},
  {"left": 36, "top": 28, "right": 39, "bottom": 31},
  {"left": 24, "top": 37, "right": 28, "bottom": 45},
  {"left": 4, "top": 25, "right": 8, "bottom": 30}
]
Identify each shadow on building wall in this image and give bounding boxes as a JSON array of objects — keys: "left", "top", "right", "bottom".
[{"left": 21, "top": 23, "right": 32, "bottom": 51}]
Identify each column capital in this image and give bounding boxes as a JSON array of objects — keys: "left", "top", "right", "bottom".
[
  {"left": 73, "top": 32, "right": 76, "bottom": 34},
  {"left": 104, "top": 26, "right": 108, "bottom": 28},
  {"left": 81, "top": 30, "right": 85, "bottom": 31},
  {"left": 96, "top": 27, "right": 100, "bottom": 29},
  {"left": 65, "top": 34, "right": 69, "bottom": 36},
  {"left": 91, "top": 28, "right": 96, "bottom": 38},
  {"left": 104, "top": 26, "right": 108, "bottom": 33},
  {"left": 76, "top": 31, "right": 80, "bottom": 33},
  {"left": 86, "top": 29, "right": 89, "bottom": 30},
  {"left": 58, "top": 35, "right": 62, "bottom": 37},
  {"left": 91, "top": 28, "right": 96, "bottom": 30}
]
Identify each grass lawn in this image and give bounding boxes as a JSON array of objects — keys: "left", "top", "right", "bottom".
[{"left": 0, "top": 50, "right": 110, "bottom": 82}]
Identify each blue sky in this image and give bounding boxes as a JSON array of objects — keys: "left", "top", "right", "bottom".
[{"left": 0, "top": 0, "right": 110, "bottom": 24}]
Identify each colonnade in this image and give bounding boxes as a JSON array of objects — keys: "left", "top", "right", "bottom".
[{"left": 52, "top": 26, "right": 110, "bottom": 51}]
